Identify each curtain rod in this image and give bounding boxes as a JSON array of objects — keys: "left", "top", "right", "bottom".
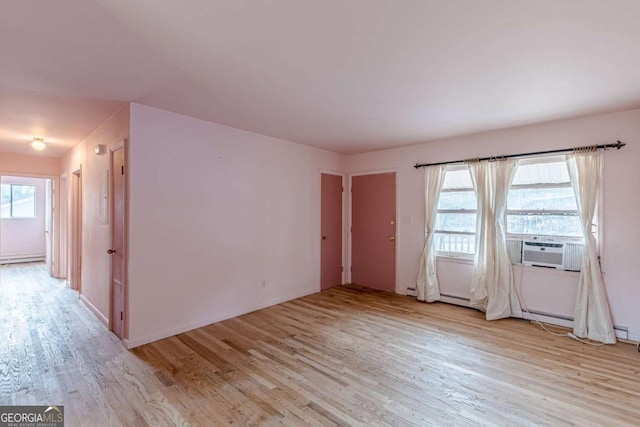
[{"left": 413, "top": 140, "right": 626, "bottom": 169}]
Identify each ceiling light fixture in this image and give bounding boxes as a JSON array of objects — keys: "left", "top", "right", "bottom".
[{"left": 31, "top": 137, "right": 46, "bottom": 152}]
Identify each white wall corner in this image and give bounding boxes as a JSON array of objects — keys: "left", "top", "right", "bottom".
[{"left": 80, "top": 294, "right": 109, "bottom": 327}]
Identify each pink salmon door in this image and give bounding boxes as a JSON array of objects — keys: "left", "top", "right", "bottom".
[
  {"left": 321, "top": 173, "right": 343, "bottom": 290},
  {"left": 351, "top": 172, "right": 396, "bottom": 292},
  {"left": 110, "top": 146, "right": 125, "bottom": 339}
]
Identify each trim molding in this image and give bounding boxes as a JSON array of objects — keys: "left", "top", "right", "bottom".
[
  {"left": 125, "top": 286, "right": 318, "bottom": 349},
  {"left": 80, "top": 294, "right": 109, "bottom": 327}
]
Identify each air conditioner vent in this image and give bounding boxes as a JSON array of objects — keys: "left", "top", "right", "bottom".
[
  {"left": 564, "top": 243, "right": 583, "bottom": 271},
  {"left": 522, "top": 240, "right": 564, "bottom": 269}
]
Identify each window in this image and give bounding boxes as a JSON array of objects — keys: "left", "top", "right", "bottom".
[
  {"left": 433, "top": 156, "right": 584, "bottom": 257},
  {"left": 1, "top": 184, "right": 36, "bottom": 219},
  {"left": 435, "top": 167, "right": 477, "bottom": 254},
  {"left": 506, "top": 157, "right": 581, "bottom": 239}
]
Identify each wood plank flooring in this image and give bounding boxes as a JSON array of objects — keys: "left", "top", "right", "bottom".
[{"left": 1, "top": 262, "right": 640, "bottom": 426}]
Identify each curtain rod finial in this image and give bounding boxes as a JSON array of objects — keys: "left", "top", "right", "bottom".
[{"left": 616, "top": 141, "right": 626, "bottom": 149}]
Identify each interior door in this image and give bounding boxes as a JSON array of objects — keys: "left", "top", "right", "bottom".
[
  {"left": 351, "top": 172, "right": 396, "bottom": 292},
  {"left": 321, "top": 173, "right": 343, "bottom": 290},
  {"left": 110, "top": 146, "right": 125, "bottom": 339},
  {"left": 44, "top": 179, "right": 52, "bottom": 276}
]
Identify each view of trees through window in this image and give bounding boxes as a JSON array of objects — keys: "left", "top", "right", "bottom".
[
  {"left": 0, "top": 184, "right": 36, "bottom": 218},
  {"left": 434, "top": 157, "right": 583, "bottom": 255}
]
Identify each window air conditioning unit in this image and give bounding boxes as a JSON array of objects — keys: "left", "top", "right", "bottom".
[{"left": 522, "top": 240, "right": 565, "bottom": 269}]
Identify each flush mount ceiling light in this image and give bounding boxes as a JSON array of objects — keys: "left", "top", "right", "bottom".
[{"left": 30, "top": 137, "right": 46, "bottom": 152}]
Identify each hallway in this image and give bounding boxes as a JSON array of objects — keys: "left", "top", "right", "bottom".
[{"left": 0, "top": 262, "right": 175, "bottom": 425}]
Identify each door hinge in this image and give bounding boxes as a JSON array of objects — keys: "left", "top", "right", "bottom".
[
  {"left": 121, "top": 165, "right": 124, "bottom": 175},
  {"left": 350, "top": 266, "right": 352, "bottom": 272},
  {"left": 341, "top": 266, "right": 344, "bottom": 272},
  {"left": 120, "top": 311, "right": 123, "bottom": 321},
  {"left": 342, "top": 186, "right": 344, "bottom": 192}
]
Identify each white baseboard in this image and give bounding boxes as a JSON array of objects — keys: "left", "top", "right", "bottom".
[
  {"left": 80, "top": 294, "right": 109, "bottom": 327},
  {"left": 125, "top": 286, "right": 318, "bottom": 349}
]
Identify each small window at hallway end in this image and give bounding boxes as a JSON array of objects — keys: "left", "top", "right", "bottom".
[{"left": 1, "top": 184, "right": 36, "bottom": 219}]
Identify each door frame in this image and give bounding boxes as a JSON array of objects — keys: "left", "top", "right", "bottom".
[
  {"left": 59, "top": 173, "right": 68, "bottom": 280},
  {"left": 45, "top": 178, "right": 53, "bottom": 275},
  {"left": 109, "top": 139, "right": 128, "bottom": 341},
  {"left": 318, "top": 169, "right": 347, "bottom": 291},
  {"left": 70, "top": 168, "right": 82, "bottom": 291},
  {"left": 347, "top": 169, "right": 399, "bottom": 291},
  {"left": 0, "top": 171, "right": 61, "bottom": 278}
]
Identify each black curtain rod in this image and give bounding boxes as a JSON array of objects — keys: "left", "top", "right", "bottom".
[{"left": 413, "top": 140, "right": 626, "bottom": 169}]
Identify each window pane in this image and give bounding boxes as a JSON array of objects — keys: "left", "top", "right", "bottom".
[
  {"left": 512, "top": 161, "right": 569, "bottom": 185},
  {"left": 507, "top": 187, "right": 578, "bottom": 211},
  {"left": 442, "top": 168, "right": 473, "bottom": 189},
  {"left": 434, "top": 233, "right": 476, "bottom": 254},
  {"left": 436, "top": 213, "right": 477, "bottom": 233},
  {"left": 437, "top": 191, "right": 477, "bottom": 210},
  {"left": 1, "top": 185, "right": 10, "bottom": 219},
  {"left": 11, "top": 185, "right": 35, "bottom": 218},
  {"left": 507, "top": 214, "right": 583, "bottom": 237}
]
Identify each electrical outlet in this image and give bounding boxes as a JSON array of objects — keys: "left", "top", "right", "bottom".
[{"left": 261, "top": 280, "right": 267, "bottom": 288}]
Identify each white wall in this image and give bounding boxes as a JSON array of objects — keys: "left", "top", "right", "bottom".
[
  {"left": 127, "top": 103, "right": 347, "bottom": 347},
  {"left": 1, "top": 176, "right": 47, "bottom": 261},
  {"left": 347, "top": 108, "right": 640, "bottom": 341}
]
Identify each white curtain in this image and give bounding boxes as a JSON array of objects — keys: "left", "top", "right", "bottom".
[
  {"left": 416, "top": 166, "right": 446, "bottom": 302},
  {"left": 469, "top": 160, "right": 522, "bottom": 320},
  {"left": 567, "top": 151, "right": 616, "bottom": 344}
]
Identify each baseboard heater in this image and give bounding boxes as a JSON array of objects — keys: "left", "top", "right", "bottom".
[
  {"left": 0, "top": 255, "right": 46, "bottom": 265},
  {"left": 440, "top": 293, "right": 470, "bottom": 302},
  {"left": 439, "top": 295, "right": 629, "bottom": 340},
  {"left": 524, "top": 308, "right": 629, "bottom": 340}
]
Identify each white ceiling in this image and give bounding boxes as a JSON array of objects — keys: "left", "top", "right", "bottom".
[{"left": 2, "top": 0, "right": 640, "bottom": 157}]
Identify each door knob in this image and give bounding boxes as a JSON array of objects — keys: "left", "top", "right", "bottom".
[
  {"left": 322, "top": 236, "right": 327, "bottom": 241},
  {"left": 389, "top": 236, "right": 395, "bottom": 241},
  {"left": 107, "top": 249, "right": 116, "bottom": 254}
]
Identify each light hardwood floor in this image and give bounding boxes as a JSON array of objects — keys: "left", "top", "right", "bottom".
[{"left": 1, "top": 262, "right": 639, "bottom": 426}]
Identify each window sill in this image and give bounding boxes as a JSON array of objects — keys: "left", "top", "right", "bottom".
[
  {"left": 435, "top": 254, "right": 582, "bottom": 276},
  {"left": 436, "top": 254, "right": 474, "bottom": 265},
  {"left": 0, "top": 217, "right": 37, "bottom": 220}
]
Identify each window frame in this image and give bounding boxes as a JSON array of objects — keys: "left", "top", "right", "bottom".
[
  {"left": 434, "top": 165, "right": 477, "bottom": 258},
  {"left": 0, "top": 183, "right": 37, "bottom": 219},
  {"left": 505, "top": 156, "right": 583, "bottom": 242},
  {"left": 432, "top": 156, "right": 591, "bottom": 260}
]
